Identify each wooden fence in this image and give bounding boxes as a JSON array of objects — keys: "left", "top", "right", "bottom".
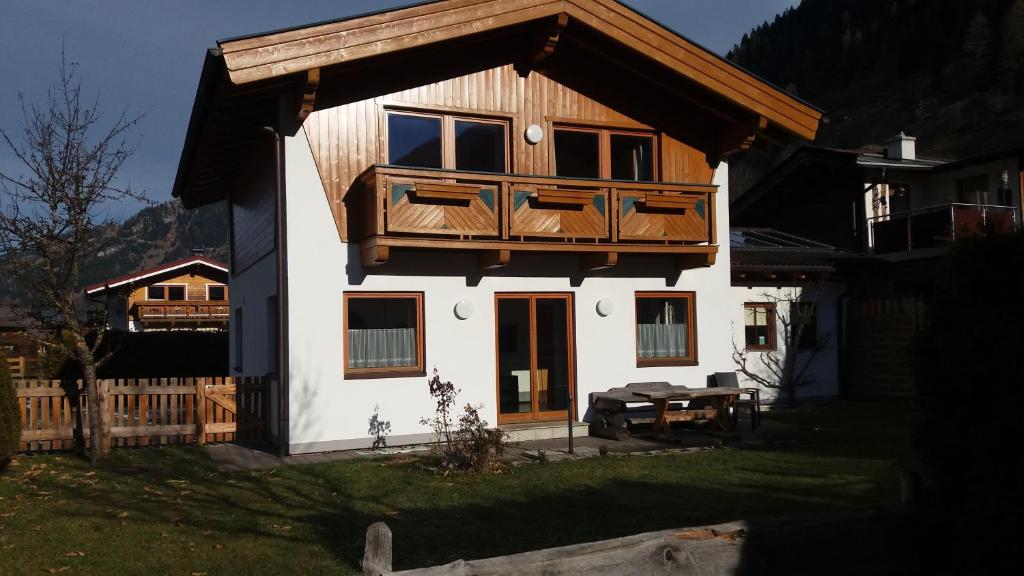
[{"left": 12, "top": 376, "right": 271, "bottom": 452}]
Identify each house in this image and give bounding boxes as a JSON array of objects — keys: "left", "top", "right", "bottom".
[
  {"left": 83, "top": 256, "right": 230, "bottom": 332},
  {"left": 732, "top": 135, "right": 1022, "bottom": 259},
  {"left": 171, "top": 0, "right": 821, "bottom": 453},
  {"left": 729, "top": 228, "right": 872, "bottom": 403}
]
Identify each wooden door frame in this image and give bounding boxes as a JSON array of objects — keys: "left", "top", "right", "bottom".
[{"left": 494, "top": 292, "right": 577, "bottom": 425}]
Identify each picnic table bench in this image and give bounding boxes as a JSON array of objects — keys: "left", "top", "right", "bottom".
[{"left": 588, "top": 381, "right": 759, "bottom": 440}]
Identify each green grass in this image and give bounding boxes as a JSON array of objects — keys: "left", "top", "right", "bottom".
[{"left": 0, "top": 401, "right": 911, "bottom": 575}]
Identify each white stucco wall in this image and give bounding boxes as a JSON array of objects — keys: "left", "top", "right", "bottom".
[
  {"left": 729, "top": 283, "right": 844, "bottom": 403},
  {"left": 284, "top": 129, "right": 734, "bottom": 453}
]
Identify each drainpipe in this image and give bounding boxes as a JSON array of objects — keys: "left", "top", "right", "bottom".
[{"left": 262, "top": 125, "right": 290, "bottom": 458}]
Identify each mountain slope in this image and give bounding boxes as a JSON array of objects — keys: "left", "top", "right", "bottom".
[{"left": 727, "top": 0, "right": 1024, "bottom": 193}]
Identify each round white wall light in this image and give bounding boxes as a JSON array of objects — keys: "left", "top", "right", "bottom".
[
  {"left": 524, "top": 124, "right": 544, "bottom": 145},
  {"left": 596, "top": 298, "right": 614, "bottom": 317},
  {"left": 454, "top": 300, "right": 474, "bottom": 320}
]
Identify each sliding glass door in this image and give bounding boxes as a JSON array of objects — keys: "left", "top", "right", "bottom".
[{"left": 495, "top": 294, "right": 575, "bottom": 424}]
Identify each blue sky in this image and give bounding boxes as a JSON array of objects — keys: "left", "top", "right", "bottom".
[{"left": 0, "top": 0, "right": 798, "bottom": 218}]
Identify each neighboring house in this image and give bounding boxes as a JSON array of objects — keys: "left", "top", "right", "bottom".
[
  {"left": 732, "top": 135, "right": 1022, "bottom": 259},
  {"left": 83, "top": 256, "right": 230, "bottom": 332},
  {"left": 171, "top": 0, "right": 821, "bottom": 453},
  {"left": 729, "top": 228, "right": 871, "bottom": 403}
]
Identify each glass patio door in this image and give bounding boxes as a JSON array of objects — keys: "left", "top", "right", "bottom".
[{"left": 495, "top": 294, "right": 575, "bottom": 424}]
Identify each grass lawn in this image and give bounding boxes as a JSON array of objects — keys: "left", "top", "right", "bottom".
[{"left": 0, "top": 401, "right": 911, "bottom": 575}]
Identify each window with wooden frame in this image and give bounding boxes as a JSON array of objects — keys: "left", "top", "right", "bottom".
[
  {"left": 386, "top": 110, "right": 508, "bottom": 173},
  {"left": 744, "top": 303, "right": 776, "bottom": 351},
  {"left": 553, "top": 126, "right": 656, "bottom": 181},
  {"left": 634, "top": 292, "right": 697, "bottom": 366},
  {"left": 790, "top": 302, "right": 819, "bottom": 350},
  {"left": 344, "top": 292, "right": 425, "bottom": 377},
  {"left": 206, "top": 284, "right": 227, "bottom": 301},
  {"left": 146, "top": 285, "right": 186, "bottom": 301}
]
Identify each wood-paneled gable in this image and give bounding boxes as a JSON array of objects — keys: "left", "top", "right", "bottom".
[{"left": 303, "top": 64, "right": 714, "bottom": 242}]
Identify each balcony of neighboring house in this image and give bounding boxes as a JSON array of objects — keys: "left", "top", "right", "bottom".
[
  {"left": 131, "top": 300, "right": 230, "bottom": 330},
  {"left": 345, "top": 164, "right": 719, "bottom": 271},
  {"left": 868, "top": 202, "right": 1019, "bottom": 256}
]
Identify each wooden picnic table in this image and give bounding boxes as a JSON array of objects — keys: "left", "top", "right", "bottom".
[{"left": 632, "top": 387, "right": 760, "bottom": 436}]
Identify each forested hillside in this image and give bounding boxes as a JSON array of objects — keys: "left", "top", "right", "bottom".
[
  {"left": 727, "top": 0, "right": 1024, "bottom": 193},
  {"left": 0, "top": 200, "right": 228, "bottom": 306}
]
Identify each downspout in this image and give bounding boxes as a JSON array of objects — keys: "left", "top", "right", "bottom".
[{"left": 263, "top": 125, "right": 290, "bottom": 457}]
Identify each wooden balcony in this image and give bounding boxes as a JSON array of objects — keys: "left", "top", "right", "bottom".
[
  {"left": 132, "top": 301, "right": 230, "bottom": 328},
  {"left": 347, "top": 165, "right": 718, "bottom": 271}
]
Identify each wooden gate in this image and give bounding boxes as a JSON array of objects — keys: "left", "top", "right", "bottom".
[
  {"left": 13, "top": 376, "right": 271, "bottom": 452},
  {"left": 843, "top": 297, "right": 923, "bottom": 399}
]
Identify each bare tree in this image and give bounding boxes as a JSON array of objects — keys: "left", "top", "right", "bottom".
[
  {"left": 0, "top": 52, "right": 146, "bottom": 464},
  {"left": 732, "top": 285, "right": 832, "bottom": 407}
]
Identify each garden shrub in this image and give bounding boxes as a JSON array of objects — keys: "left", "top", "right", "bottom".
[
  {"left": 0, "top": 358, "right": 19, "bottom": 470},
  {"left": 421, "top": 368, "right": 510, "bottom": 474}
]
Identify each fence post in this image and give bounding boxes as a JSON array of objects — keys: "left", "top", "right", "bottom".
[
  {"left": 195, "top": 378, "right": 207, "bottom": 446},
  {"left": 362, "top": 522, "right": 393, "bottom": 575}
]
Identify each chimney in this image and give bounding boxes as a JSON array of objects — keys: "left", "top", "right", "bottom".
[{"left": 886, "top": 132, "right": 916, "bottom": 161}]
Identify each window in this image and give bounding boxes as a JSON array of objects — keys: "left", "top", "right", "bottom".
[
  {"left": 387, "top": 111, "right": 508, "bottom": 173},
  {"left": 790, "top": 302, "right": 819, "bottom": 350},
  {"left": 454, "top": 119, "right": 506, "bottom": 173},
  {"left": 147, "top": 286, "right": 165, "bottom": 300},
  {"left": 166, "top": 286, "right": 186, "bottom": 301},
  {"left": 744, "top": 303, "right": 776, "bottom": 350},
  {"left": 387, "top": 113, "right": 442, "bottom": 168},
  {"left": 207, "top": 285, "right": 226, "bottom": 301},
  {"left": 635, "top": 292, "right": 697, "bottom": 366},
  {"left": 344, "top": 293, "right": 424, "bottom": 377},
  {"left": 554, "top": 126, "right": 656, "bottom": 181},
  {"left": 957, "top": 175, "right": 989, "bottom": 205}
]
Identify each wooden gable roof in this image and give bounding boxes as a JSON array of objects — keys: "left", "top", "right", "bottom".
[{"left": 173, "top": 0, "right": 821, "bottom": 207}]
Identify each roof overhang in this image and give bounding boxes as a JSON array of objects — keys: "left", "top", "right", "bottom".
[
  {"left": 83, "top": 257, "right": 229, "bottom": 295},
  {"left": 173, "top": 0, "right": 822, "bottom": 208}
]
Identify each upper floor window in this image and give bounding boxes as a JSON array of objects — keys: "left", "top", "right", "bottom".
[
  {"left": 207, "top": 285, "right": 227, "bottom": 301},
  {"left": 147, "top": 285, "right": 185, "bottom": 301},
  {"left": 554, "top": 126, "right": 656, "bottom": 181},
  {"left": 387, "top": 111, "right": 507, "bottom": 173}
]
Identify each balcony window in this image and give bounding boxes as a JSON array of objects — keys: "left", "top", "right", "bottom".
[
  {"left": 344, "top": 292, "right": 424, "bottom": 377},
  {"left": 455, "top": 120, "right": 506, "bottom": 173},
  {"left": 166, "top": 286, "right": 186, "bottom": 301},
  {"left": 610, "top": 134, "right": 654, "bottom": 181},
  {"left": 146, "top": 286, "right": 165, "bottom": 300},
  {"left": 744, "top": 303, "right": 775, "bottom": 350},
  {"left": 387, "top": 113, "right": 442, "bottom": 169},
  {"left": 635, "top": 292, "right": 697, "bottom": 366},
  {"left": 554, "top": 126, "right": 656, "bottom": 181},
  {"left": 554, "top": 129, "right": 600, "bottom": 178},
  {"left": 207, "top": 285, "right": 226, "bottom": 301},
  {"left": 387, "top": 110, "right": 508, "bottom": 173}
]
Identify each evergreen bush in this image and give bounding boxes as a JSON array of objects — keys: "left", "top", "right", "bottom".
[{"left": 0, "top": 359, "right": 20, "bottom": 471}]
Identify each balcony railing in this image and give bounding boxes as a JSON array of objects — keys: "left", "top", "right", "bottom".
[
  {"left": 346, "top": 165, "right": 719, "bottom": 270},
  {"left": 133, "top": 301, "right": 230, "bottom": 325},
  {"left": 868, "top": 203, "right": 1019, "bottom": 254}
]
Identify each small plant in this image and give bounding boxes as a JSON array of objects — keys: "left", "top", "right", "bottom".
[
  {"left": 420, "top": 368, "right": 510, "bottom": 474},
  {"left": 0, "top": 359, "right": 19, "bottom": 471},
  {"left": 599, "top": 444, "right": 609, "bottom": 457}
]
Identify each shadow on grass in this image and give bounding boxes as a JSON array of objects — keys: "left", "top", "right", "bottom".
[{"left": 24, "top": 436, "right": 912, "bottom": 574}]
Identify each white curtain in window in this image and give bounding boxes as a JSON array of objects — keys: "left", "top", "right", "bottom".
[
  {"left": 349, "top": 328, "right": 417, "bottom": 368},
  {"left": 637, "top": 323, "right": 687, "bottom": 358}
]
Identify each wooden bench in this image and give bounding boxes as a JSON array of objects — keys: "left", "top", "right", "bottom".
[{"left": 588, "top": 382, "right": 717, "bottom": 440}]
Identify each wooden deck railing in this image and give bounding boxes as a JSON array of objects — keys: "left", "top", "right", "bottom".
[
  {"left": 5, "top": 356, "right": 27, "bottom": 379},
  {"left": 11, "top": 376, "right": 271, "bottom": 452},
  {"left": 348, "top": 165, "right": 718, "bottom": 269},
  {"left": 132, "top": 301, "right": 230, "bottom": 325}
]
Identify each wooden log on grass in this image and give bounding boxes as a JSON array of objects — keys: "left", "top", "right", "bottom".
[{"left": 362, "top": 522, "right": 393, "bottom": 576}]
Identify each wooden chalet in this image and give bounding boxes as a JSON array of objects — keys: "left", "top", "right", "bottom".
[
  {"left": 172, "top": 0, "right": 820, "bottom": 453},
  {"left": 84, "top": 256, "right": 230, "bottom": 332}
]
